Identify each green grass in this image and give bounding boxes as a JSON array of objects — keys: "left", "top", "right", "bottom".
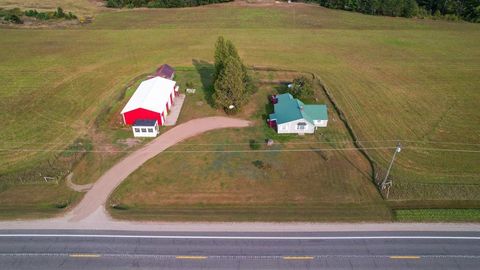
[
  {"left": 0, "top": 2, "right": 479, "bottom": 219},
  {"left": 394, "top": 209, "right": 480, "bottom": 222},
  {"left": 110, "top": 203, "right": 392, "bottom": 222},
  {"left": 0, "top": 182, "right": 82, "bottom": 220}
]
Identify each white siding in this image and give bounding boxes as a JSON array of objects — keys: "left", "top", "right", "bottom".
[
  {"left": 277, "top": 119, "right": 315, "bottom": 134},
  {"left": 132, "top": 123, "right": 159, "bottom": 138},
  {"left": 313, "top": 119, "right": 328, "bottom": 127}
]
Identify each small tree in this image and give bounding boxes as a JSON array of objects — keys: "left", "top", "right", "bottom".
[
  {"left": 290, "top": 75, "right": 314, "bottom": 100},
  {"left": 4, "top": 14, "right": 23, "bottom": 24},
  {"left": 54, "top": 7, "right": 65, "bottom": 18}
]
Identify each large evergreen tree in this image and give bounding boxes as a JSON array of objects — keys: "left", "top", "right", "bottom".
[
  {"left": 213, "top": 36, "right": 227, "bottom": 82},
  {"left": 225, "top": 40, "right": 254, "bottom": 94},
  {"left": 212, "top": 36, "right": 253, "bottom": 113},
  {"left": 213, "top": 56, "right": 247, "bottom": 112}
]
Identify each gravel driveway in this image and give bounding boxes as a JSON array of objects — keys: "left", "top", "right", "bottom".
[{"left": 68, "top": 116, "right": 250, "bottom": 222}]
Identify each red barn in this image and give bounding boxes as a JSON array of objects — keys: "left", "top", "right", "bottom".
[{"left": 121, "top": 77, "right": 177, "bottom": 126}]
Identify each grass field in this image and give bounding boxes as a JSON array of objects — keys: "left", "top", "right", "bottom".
[{"left": 0, "top": 1, "right": 479, "bottom": 219}]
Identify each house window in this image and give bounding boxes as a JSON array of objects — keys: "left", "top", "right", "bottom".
[
  {"left": 134, "top": 128, "right": 140, "bottom": 132},
  {"left": 148, "top": 128, "right": 154, "bottom": 133},
  {"left": 297, "top": 122, "right": 307, "bottom": 130},
  {"left": 141, "top": 128, "right": 147, "bottom": 133}
]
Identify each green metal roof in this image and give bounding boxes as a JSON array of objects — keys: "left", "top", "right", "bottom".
[{"left": 269, "top": 93, "right": 327, "bottom": 124}]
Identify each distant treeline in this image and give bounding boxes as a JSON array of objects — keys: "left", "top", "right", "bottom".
[
  {"left": 304, "top": 0, "right": 480, "bottom": 22},
  {"left": 105, "top": 0, "right": 233, "bottom": 8}
]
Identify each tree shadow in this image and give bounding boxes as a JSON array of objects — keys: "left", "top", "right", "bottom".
[
  {"left": 192, "top": 59, "right": 215, "bottom": 108},
  {"left": 274, "top": 83, "right": 289, "bottom": 95},
  {"left": 262, "top": 96, "right": 273, "bottom": 121}
]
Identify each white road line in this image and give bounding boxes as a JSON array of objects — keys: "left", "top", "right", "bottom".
[{"left": 0, "top": 234, "right": 479, "bottom": 240}]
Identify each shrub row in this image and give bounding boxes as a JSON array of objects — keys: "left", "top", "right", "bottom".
[
  {"left": 24, "top": 7, "right": 77, "bottom": 20},
  {"left": 0, "top": 7, "right": 77, "bottom": 24},
  {"left": 0, "top": 8, "right": 23, "bottom": 24}
]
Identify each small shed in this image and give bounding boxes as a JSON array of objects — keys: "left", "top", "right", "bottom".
[
  {"left": 155, "top": 64, "right": 175, "bottom": 80},
  {"left": 132, "top": 119, "right": 159, "bottom": 137},
  {"left": 268, "top": 93, "right": 328, "bottom": 134}
]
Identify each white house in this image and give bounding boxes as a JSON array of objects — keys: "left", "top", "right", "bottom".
[
  {"left": 132, "top": 119, "right": 159, "bottom": 138},
  {"left": 268, "top": 93, "right": 328, "bottom": 134}
]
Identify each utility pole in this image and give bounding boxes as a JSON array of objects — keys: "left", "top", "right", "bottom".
[{"left": 381, "top": 143, "right": 402, "bottom": 198}]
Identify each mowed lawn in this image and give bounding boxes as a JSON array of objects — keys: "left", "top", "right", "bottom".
[{"left": 0, "top": 2, "right": 479, "bottom": 218}]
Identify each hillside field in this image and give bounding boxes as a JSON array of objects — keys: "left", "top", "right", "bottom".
[{"left": 0, "top": 1, "right": 479, "bottom": 219}]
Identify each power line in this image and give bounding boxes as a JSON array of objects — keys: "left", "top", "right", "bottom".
[
  {"left": 0, "top": 139, "right": 479, "bottom": 147},
  {"left": 0, "top": 146, "right": 479, "bottom": 154}
]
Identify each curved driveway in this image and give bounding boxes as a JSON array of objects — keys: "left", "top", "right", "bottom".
[{"left": 68, "top": 117, "right": 250, "bottom": 222}]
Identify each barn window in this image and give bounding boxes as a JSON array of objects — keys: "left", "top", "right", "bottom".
[
  {"left": 141, "top": 128, "right": 147, "bottom": 133},
  {"left": 134, "top": 128, "right": 140, "bottom": 132},
  {"left": 148, "top": 128, "right": 154, "bottom": 133},
  {"left": 297, "top": 122, "right": 307, "bottom": 130}
]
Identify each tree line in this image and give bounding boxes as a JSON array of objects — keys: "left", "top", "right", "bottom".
[
  {"left": 213, "top": 37, "right": 254, "bottom": 113},
  {"left": 303, "top": 0, "right": 480, "bottom": 22},
  {"left": 105, "top": 0, "right": 233, "bottom": 8},
  {"left": 0, "top": 7, "right": 77, "bottom": 24}
]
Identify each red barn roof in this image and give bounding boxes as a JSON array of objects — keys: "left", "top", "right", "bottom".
[{"left": 155, "top": 64, "right": 175, "bottom": 79}]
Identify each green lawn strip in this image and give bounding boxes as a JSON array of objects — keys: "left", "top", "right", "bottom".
[
  {"left": 109, "top": 202, "right": 392, "bottom": 222},
  {"left": 0, "top": 184, "right": 83, "bottom": 220}
]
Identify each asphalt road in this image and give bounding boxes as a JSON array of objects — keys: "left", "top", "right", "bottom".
[{"left": 0, "top": 230, "right": 479, "bottom": 269}]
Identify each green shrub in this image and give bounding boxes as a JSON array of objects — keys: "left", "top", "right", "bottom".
[
  {"left": 252, "top": 160, "right": 264, "bottom": 169},
  {"left": 53, "top": 7, "right": 65, "bottom": 18},
  {"left": 24, "top": 7, "right": 77, "bottom": 21},
  {"left": 24, "top": 9, "right": 38, "bottom": 17},
  {"left": 4, "top": 14, "right": 23, "bottom": 24},
  {"left": 252, "top": 159, "right": 272, "bottom": 170},
  {"left": 112, "top": 204, "right": 129, "bottom": 210},
  {"left": 54, "top": 201, "right": 69, "bottom": 209},
  {"left": 249, "top": 139, "right": 261, "bottom": 150},
  {"left": 186, "top": 81, "right": 194, "bottom": 89},
  {"left": 290, "top": 75, "right": 315, "bottom": 101}
]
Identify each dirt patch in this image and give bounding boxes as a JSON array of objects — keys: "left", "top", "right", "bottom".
[
  {"left": 117, "top": 138, "right": 141, "bottom": 148},
  {"left": 232, "top": 0, "right": 282, "bottom": 7},
  {"left": 66, "top": 173, "right": 92, "bottom": 192}
]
